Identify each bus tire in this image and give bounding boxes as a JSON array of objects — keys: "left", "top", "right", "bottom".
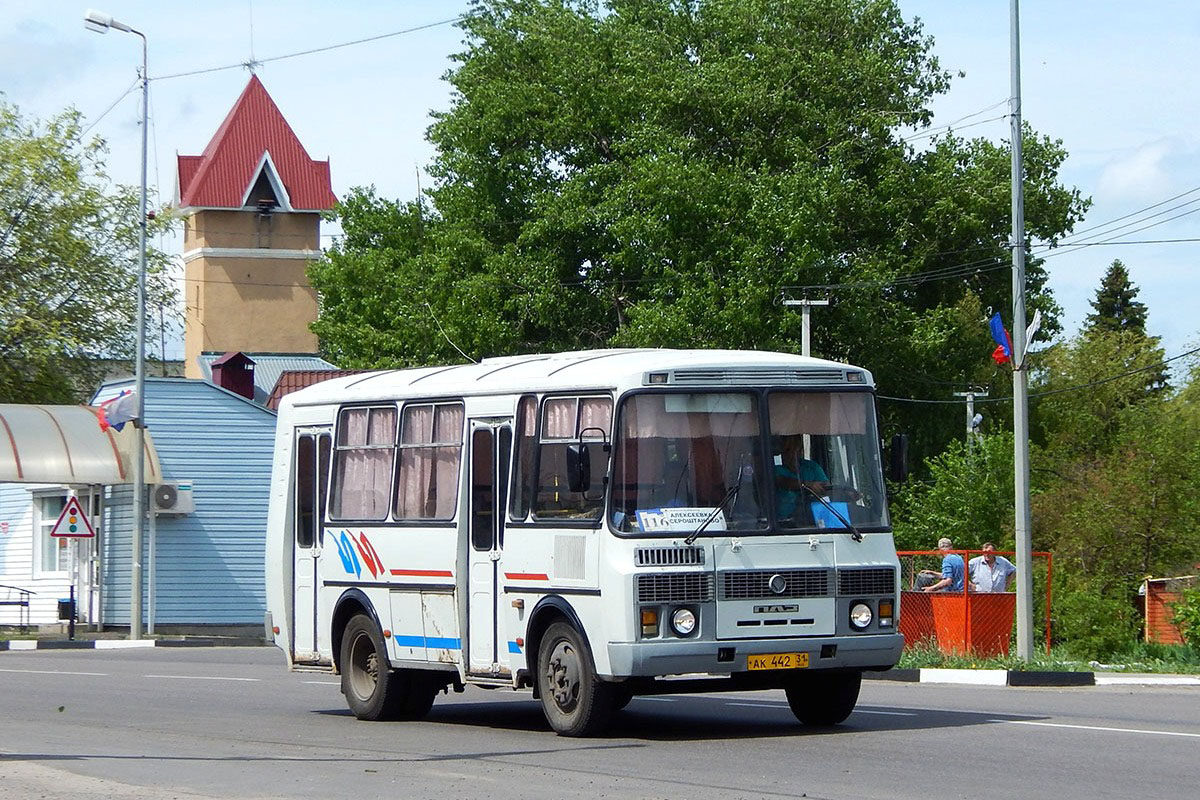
[
  {"left": 784, "top": 671, "right": 862, "bottom": 726},
  {"left": 340, "top": 614, "right": 423, "bottom": 721},
  {"left": 537, "top": 621, "right": 614, "bottom": 737}
]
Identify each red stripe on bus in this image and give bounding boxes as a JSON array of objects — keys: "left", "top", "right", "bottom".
[
  {"left": 389, "top": 569, "right": 454, "bottom": 578},
  {"left": 504, "top": 572, "right": 549, "bottom": 581}
]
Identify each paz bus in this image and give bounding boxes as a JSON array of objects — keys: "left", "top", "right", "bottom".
[{"left": 264, "top": 349, "right": 903, "bottom": 736}]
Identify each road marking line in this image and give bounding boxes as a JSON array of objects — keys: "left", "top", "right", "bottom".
[
  {"left": 302, "top": 680, "right": 340, "bottom": 685},
  {"left": 0, "top": 668, "right": 107, "bottom": 676},
  {"left": 727, "top": 702, "right": 786, "bottom": 709},
  {"left": 990, "top": 719, "right": 1200, "bottom": 738},
  {"left": 854, "top": 709, "right": 918, "bottom": 716},
  {"left": 144, "top": 674, "right": 259, "bottom": 682}
]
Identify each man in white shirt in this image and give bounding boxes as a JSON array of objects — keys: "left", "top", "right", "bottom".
[{"left": 969, "top": 542, "right": 1016, "bottom": 592}]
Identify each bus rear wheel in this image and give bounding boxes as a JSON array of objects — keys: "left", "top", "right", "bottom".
[
  {"left": 536, "top": 622, "right": 614, "bottom": 737},
  {"left": 341, "top": 614, "right": 436, "bottom": 721},
  {"left": 784, "top": 671, "right": 862, "bottom": 726}
]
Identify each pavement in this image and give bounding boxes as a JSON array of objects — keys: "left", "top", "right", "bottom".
[{"left": 3, "top": 632, "right": 1198, "bottom": 687}]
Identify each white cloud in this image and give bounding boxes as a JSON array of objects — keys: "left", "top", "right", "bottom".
[{"left": 1097, "top": 141, "right": 1173, "bottom": 200}]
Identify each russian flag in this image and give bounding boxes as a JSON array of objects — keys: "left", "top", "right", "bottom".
[
  {"left": 990, "top": 312, "right": 1013, "bottom": 365},
  {"left": 97, "top": 389, "right": 139, "bottom": 432}
]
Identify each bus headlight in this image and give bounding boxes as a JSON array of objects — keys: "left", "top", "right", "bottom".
[
  {"left": 670, "top": 607, "right": 697, "bottom": 637},
  {"left": 849, "top": 602, "right": 873, "bottom": 630}
]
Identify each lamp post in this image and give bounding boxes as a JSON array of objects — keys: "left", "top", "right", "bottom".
[{"left": 85, "top": 9, "right": 148, "bottom": 640}]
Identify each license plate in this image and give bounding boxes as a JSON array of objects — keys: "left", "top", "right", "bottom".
[{"left": 747, "top": 652, "right": 809, "bottom": 671}]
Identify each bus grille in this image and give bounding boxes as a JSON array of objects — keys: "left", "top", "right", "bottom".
[
  {"left": 837, "top": 567, "right": 895, "bottom": 596},
  {"left": 636, "top": 573, "right": 714, "bottom": 603},
  {"left": 635, "top": 547, "right": 705, "bottom": 567},
  {"left": 720, "top": 569, "right": 830, "bottom": 600}
]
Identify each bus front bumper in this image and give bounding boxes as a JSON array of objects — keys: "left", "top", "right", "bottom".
[{"left": 605, "top": 633, "right": 903, "bottom": 678}]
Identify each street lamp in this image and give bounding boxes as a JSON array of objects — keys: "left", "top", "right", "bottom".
[{"left": 85, "top": 9, "right": 149, "bottom": 640}]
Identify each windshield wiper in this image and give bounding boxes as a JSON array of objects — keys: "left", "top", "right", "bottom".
[
  {"left": 798, "top": 483, "right": 864, "bottom": 543},
  {"left": 686, "top": 463, "right": 748, "bottom": 545}
]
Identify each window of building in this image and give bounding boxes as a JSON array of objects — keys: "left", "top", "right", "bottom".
[
  {"left": 34, "top": 493, "right": 69, "bottom": 576},
  {"left": 330, "top": 406, "right": 396, "bottom": 521},
  {"left": 393, "top": 402, "right": 464, "bottom": 521}
]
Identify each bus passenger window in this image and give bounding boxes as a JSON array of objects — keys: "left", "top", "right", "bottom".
[
  {"left": 533, "top": 396, "right": 611, "bottom": 521},
  {"left": 394, "top": 402, "right": 464, "bottom": 521},
  {"left": 509, "top": 395, "right": 537, "bottom": 521},
  {"left": 330, "top": 406, "right": 396, "bottom": 520}
]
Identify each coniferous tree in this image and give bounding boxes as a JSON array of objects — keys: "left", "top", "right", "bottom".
[{"left": 1085, "top": 260, "right": 1148, "bottom": 335}]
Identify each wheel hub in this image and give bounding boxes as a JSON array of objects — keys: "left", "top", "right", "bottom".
[{"left": 546, "top": 640, "right": 580, "bottom": 711}]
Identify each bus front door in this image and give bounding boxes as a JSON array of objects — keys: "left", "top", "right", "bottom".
[
  {"left": 467, "top": 420, "right": 512, "bottom": 676},
  {"left": 292, "top": 428, "right": 331, "bottom": 663}
]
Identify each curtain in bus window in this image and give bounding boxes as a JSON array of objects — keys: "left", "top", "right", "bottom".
[
  {"left": 579, "top": 397, "right": 612, "bottom": 439},
  {"left": 332, "top": 407, "right": 395, "bottom": 520},
  {"left": 533, "top": 396, "right": 611, "bottom": 520},
  {"left": 395, "top": 403, "right": 463, "bottom": 520}
]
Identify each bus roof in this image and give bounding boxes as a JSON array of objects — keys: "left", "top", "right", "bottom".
[{"left": 281, "top": 348, "right": 874, "bottom": 408}]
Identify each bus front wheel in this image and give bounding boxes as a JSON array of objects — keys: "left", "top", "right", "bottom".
[
  {"left": 341, "top": 614, "right": 436, "bottom": 721},
  {"left": 536, "top": 622, "right": 614, "bottom": 737},
  {"left": 784, "top": 671, "right": 862, "bottom": 726}
]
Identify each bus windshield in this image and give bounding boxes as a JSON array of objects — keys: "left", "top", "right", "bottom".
[{"left": 609, "top": 390, "right": 887, "bottom": 534}]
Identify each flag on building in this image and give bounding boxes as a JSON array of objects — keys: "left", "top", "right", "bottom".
[{"left": 97, "top": 389, "right": 139, "bottom": 432}]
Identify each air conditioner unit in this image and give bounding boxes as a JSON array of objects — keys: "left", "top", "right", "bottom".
[{"left": 152, "top": 481, "right": 194, "bottom": 515}]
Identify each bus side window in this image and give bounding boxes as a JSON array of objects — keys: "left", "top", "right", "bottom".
[
  {"left": 330, "top": 406, "right": 396, "bottom": 521},
  {"left": 533, "top": 396, "right": 611, "bottom": 521},
  {"left": 295, "top": 434, "right": 316, "bottom": 548},
  {"left": 509, "top": 395, "right": 537, "bottom": 521}
]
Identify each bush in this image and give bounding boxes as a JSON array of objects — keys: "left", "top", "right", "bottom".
[
  {"left": 1054, "top": 583, "right": 1140, "bottom": 658},
  {"left": 1172, "top": 587, "right": 1200, "bottom": 648}
]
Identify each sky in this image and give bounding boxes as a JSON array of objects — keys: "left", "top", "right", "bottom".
[{"left": 2, "top": 1, "right": 1197, "bottom": 366}]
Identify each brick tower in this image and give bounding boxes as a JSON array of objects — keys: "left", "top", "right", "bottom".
[{"left": 176, "top": 75, "right": 336, "bottom": 378}]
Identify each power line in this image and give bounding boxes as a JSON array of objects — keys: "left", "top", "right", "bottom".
[
  {"left": 152, "top": 16, "right": 470, "bottom": 82},
  {"left": 878, "top": 345, "right": 1200, "bottom": 405}
]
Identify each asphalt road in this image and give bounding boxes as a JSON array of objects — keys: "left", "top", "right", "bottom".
[{"left": 1, "top": 647, "right": 1197, "bottom": 799}]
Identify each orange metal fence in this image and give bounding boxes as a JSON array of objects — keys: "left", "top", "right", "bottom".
[{"left": 896, "top": 550, "right": 1053, "bottom": 656}]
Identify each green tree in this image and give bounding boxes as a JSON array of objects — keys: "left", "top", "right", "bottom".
[
  {"left": 0, "top": 102, "right": 176, "bottom": 403},
  {"left": 312, "top": 0, "right": 1087, "bottom": 465},
  {"left": 1086, "top": 259, "right": 1149, "bottom": 335},
  {"left": 891, "top": 431, "right": 1014, "bottom": 552}
]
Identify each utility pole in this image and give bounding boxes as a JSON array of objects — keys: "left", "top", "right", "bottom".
[
  {"left": 782, "top": 297, "right": 830, "bottom": 357},
  {"left": 953, "top": 389, "right": 988, "bottom": 448},
  {"left": 1009, "top": 0, "right": 1035, "bottom": 660}
]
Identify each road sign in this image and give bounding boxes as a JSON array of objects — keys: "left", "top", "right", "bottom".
[{"left": 50, "top": 496, "right": 95, "bottom": 538}]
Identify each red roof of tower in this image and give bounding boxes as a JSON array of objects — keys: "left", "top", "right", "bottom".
[{"left": 176, "top": 75, "right": 336, "bottom": 211}]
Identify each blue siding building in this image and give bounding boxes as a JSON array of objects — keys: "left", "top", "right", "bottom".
[{"left": 94, "top": 377, "right": 276, "bottom": 627}]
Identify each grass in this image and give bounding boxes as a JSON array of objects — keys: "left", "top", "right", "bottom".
[{"left": 897, "top": 640, "right": 1200, "bottom": 673}]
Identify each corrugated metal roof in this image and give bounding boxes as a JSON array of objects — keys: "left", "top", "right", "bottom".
[
  {"left": 176, "top": 75, "right": 336, "bottom": 211},
  {"left": 265, "top": 370, "right": 366, "bottom": 410},
  {"left": 197, "top": 353, "right": 338, "bottom": 406}
]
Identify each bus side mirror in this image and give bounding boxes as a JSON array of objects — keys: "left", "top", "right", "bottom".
[
  {"left": 566, "top": 443, "right": 591, "bottom": 493},
  {"left": 888, "top": 434, "right": 909, "bottom": 483}
]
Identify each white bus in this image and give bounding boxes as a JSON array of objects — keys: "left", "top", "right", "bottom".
[{"left": 265, "top": 349, "right": 903, "bottom": 736}]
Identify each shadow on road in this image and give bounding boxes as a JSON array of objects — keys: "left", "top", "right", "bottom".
[{"left": 310, "top": 693, "right": 1050, "bottom": 742}]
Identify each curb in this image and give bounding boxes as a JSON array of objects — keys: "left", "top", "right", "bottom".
[
  {"left": 1, "top": 637, "right": 266, "bottom": 650},
  {"left": 867, "top": 668, "right": 1096, "bottom": 686}
]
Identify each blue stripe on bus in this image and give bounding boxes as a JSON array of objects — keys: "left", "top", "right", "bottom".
[
  {"left": 393, "top": 635, "right": 462, "bottom": 649},
  {"left": 508, "top": 641, "right": 522, "bottom": 653}
]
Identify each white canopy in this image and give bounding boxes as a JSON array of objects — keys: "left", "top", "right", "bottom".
[{"left": 0, "top": 404, "right": 162, "bottom": 485}]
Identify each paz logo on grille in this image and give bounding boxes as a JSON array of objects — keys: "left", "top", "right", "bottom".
[{"left": 768, "top": 574, "right": 788, "bottom": 595}]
